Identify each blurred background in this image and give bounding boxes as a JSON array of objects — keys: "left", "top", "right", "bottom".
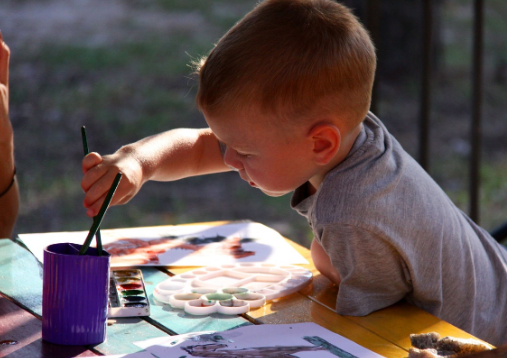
[{"left": 1, "top": 0, "right": 506, "bottom": 247}]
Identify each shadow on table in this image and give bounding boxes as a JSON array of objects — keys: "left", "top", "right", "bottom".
[{"left": 3, "top": 338, "right": 96, "bottom": 358}]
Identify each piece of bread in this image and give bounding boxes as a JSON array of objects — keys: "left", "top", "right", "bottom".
[
  {"left": 436, "top": 336, "right": 491, "bottom": 355},
  {"left": 411, "top": 332, "right": 442, "bottom": 349},
  {"left": 409, "top": 332, "right": 491, "bottom": 357}
]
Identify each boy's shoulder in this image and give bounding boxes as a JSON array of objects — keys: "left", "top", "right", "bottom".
[{"left": 310, "top": 113, "right": 449, "bottom": 228}]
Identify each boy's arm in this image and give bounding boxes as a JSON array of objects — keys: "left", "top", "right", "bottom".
[
  {"left": 321, "top": 224, "right": 411, "bottom": 316},
  {"left": 0, "top": 33, "right": 19, "bottom": 239},
  {"left": 81, "top": 128, "right": 229, "bottom": 217},
  {"left": 311, "top": 238, "right": 341, "bottom": 286}
]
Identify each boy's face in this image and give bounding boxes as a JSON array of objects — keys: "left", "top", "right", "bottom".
[{"left": 205, "top": 110, "right": 319, "bottom": 197}]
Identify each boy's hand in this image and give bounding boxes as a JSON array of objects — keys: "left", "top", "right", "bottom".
[
  {"left": 0, "top": 32, "right": 12, "bottom": 143},
  {"left": 81, "top": 150, "right": 144, "bottom": 217}
]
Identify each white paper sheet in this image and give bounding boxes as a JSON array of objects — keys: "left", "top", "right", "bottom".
[
  {"left": 99, "top": 353, "right": 155, "bottom": 358},
  {"left": 133, "top": 323, "right": 385, "bottom": 358},
  {"left": 18, "top": 222, "right": 308, "bottom": 267}
]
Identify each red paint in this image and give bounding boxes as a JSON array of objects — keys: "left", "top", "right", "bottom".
[
  {"left": 119, "top": 283, "right": 142, "bottom": 290},
  {"left": 0, "top": 340, "right": 18, "bottom": 345}
]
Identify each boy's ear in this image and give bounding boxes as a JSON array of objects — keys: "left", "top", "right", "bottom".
[{"left": 308, "top": 123, "right": 341, "bottom": 166}]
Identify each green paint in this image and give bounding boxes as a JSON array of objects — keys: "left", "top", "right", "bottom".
[
  {"left": 204, "top": 293, "right": 233, "bottom": 301},
  {"left": 121, "top": 290, "right": 145, "bottom": 296}
]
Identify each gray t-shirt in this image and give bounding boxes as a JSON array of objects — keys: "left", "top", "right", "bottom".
[{"left": 291, "top": 112, "right": 507, "bottom": 345}]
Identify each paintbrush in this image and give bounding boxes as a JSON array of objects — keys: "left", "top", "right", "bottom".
[
  {"left": 81, "top": 126, "right": 103, "bottom": 255},
  {"left": 79, "top": 172, "right": 122, "bottom": 255}
]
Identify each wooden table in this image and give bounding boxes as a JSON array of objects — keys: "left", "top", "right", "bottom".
[{"left": 0, "top": 223, "right": 495, "bottom": 357}]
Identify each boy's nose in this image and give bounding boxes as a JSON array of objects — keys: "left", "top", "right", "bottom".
[{"left": 224, "top": 148, "right": 243, "bottom": 171}]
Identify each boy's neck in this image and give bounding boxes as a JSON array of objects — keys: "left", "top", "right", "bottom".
[{"left": 308, "top": 122, "right": 363, "bottom": 195}]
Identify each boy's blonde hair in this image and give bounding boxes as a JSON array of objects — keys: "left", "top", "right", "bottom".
[{"left": 195, "top": 0, "right": 376, "bottom": 128}]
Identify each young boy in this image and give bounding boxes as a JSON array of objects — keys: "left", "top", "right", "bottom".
[{"left": 81, "top": 0, "right": 507, "bottom": 345}]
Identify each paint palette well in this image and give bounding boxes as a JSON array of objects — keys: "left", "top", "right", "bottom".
[
  {"left": 108, "top": 269, "right": 150, "bottom": 318},
  {"left": 153, "top": 262, "right": 312, "bottom": 315}
]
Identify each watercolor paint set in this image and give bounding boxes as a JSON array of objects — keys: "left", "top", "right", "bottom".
[{"left": 108, "top": 269, "right": 150, "bottom": 318}]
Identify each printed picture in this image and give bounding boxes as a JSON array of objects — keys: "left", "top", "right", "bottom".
[{"left": 134, "top": 323, "right": 385, "bottom": 358}]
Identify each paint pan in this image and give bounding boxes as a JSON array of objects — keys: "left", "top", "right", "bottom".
[{"left": 108, "top": 269, "right": 150, "bottom": 317}]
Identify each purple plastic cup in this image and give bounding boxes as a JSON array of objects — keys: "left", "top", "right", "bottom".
[{"left": 42, "top": 243, "right": 111, "bottom": 345}]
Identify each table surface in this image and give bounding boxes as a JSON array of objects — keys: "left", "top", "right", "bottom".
[{"left": 0, "top": 222, "right": 498, "bottom": 358}]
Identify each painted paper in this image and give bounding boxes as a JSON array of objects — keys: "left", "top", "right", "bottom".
[{"left": 18, "top": 222, "right": 308, "bottom": 267}]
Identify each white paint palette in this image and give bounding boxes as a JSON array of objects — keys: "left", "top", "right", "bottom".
[{"left": 153, "top": 262, "right": 312, "bottom": 315}]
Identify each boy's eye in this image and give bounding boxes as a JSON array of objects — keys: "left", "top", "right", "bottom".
[{"left": 236, "top": 150, "right": 251, "bottom": 158}]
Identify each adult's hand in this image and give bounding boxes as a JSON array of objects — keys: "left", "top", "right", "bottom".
[
  {"left": 0, "top": 31, "right": 12, "bottom": 144},
  {"left": 0, "top": 32, "right": 19, "bottom": 239}
]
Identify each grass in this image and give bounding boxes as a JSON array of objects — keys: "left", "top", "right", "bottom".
[{"left": 7, "top": 0, "right": 507, "bottom": 248}]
